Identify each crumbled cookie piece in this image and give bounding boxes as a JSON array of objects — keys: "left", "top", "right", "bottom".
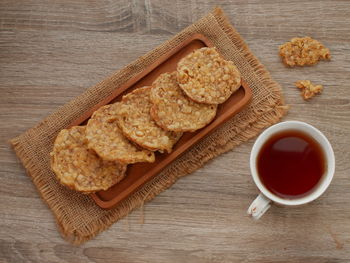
[
  {"left": 177, "top": 47, "right": 241, "bottom": 104},
  {"left": 279, "top": 36, "right": 330, "bottom": 67},
  {"left": 115, "top": 86, "right": 182, "bottom": 153},
  {"left": 150, "top": 72, "right": 217, "bottom": 132},
  {"left": 86, "top": 104, "right": 155, "bottom": 164},
  {"left": 295, "top": 80, "right": 323, "bottom": 100},
  {"left": 50, "top": 126, "right": 127, "bottom": 193}
]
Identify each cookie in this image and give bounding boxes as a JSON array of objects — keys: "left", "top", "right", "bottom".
[
  {"left": 50, "top": 126, "right": 127, "bottom": 193},
  {"left": 177, "top": 47, "right": 241, "bottom": 104},
  {"left": 295, "top": 80, "right": 323, "bottom": 100},
  {"left": 150, "top": 72, "right": 217, "bottom": 132},
  {"left": 279, "top": 36, "right": 330, "bottom": 67},
  {"left": 86, "top": 104, "right": 155, "bottom": 164},
  {"left": 115, "top": 86, "right": 182, "bottom": 152}
]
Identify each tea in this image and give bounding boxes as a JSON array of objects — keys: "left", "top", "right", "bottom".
[{"left": 257, "top": 130, "right": 325, "bottom": 199}]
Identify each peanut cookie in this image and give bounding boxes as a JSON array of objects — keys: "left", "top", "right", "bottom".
[
  {"left": 150, "top": 72, "right": 217, "bottom": 132},
  {"left": 295, "top": 80, "right": 323, "bottom": 100},
  {"left": 115, "top": 86, "right": 182, "bottom": 152},
  {"left": 50, "top": 126, "right": 127, "bottom": 193},
  {"left": 177, "top": 47, "right": 241, "bottom": 104},
  {"left": 86, "top": 104, "right": 155, "bottom": 164},
  {"left": 279, "top": 37, "right": 330, "bottom": 67}
]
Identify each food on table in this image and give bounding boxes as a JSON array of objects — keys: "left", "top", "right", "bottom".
[
  {"left": 114, "top": 86, "right": 182, "bottom": 153},
  {"left": 279, "top": 36, "right": 330, "bottom": 67},
  {"left": 50, "top": 46, "right": 243, "bottom": 193},
  {"left": 50, "top": 126, "right": 127, "bottom": 193},
  {"left": 86, "top": 104, "right": 155, "bottom": 164},
  {"left": 295, "top": 80, "right": 323, "bottom": 100},
  {"left": 150, "top": 72, "right": 217, "bottom": 132},
  {"left": 177, "top": 47, "right": 241, "bottom": 104}
]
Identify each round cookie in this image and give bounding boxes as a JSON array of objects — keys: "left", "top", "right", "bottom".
[
  {"left": 177, "top": 47, "right": 241, "bottom": 104},
  {"left": 115, "top": 86, "right": 182, "bottom": 153},
  {"left": 86, "top": 104, "right": 155, "bottom": 164},
  {"left": 50, "top": 126, "right": 127, "bottom": 193},
  {"left": 150, "top": 72, "right": 217, "bottom": 132}
]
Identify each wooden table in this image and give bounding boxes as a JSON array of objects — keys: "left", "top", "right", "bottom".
[{"left": 1, "top": 1, "right": 349, "bottom": 262}]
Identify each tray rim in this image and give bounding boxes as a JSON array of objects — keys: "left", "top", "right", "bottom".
[{"left": 82, "top": 33, "right": 252, "bottom": 209}]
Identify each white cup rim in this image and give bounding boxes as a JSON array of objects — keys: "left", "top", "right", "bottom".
[{"left": 250, "top": 120, "right": 335, "bottom": 206}]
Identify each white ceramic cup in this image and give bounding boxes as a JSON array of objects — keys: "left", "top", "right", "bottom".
[{"left": 247, "top": 121, "right": 335, "bottom": 219}]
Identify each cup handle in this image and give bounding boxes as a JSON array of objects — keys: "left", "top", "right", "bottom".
[{"left": 247, "top": 193, "right": 271, "bottom": 220}]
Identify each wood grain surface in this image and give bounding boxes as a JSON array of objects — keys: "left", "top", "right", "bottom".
[{"left": 1, "top": 0, "right": 349, "bottom": 262}]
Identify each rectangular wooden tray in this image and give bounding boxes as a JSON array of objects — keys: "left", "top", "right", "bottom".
[{"left": 70, "top": 33, "right": 252, "bottom": 209}]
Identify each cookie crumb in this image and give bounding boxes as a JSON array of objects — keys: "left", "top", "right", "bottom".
[
  {"left": 279, "top": 37, "right": 330, "bottom": 67},
  {"left": 295, "top": 80, "right": 323, "bottom": 100}
]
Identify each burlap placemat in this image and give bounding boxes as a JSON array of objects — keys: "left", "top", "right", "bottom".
[{"left": 10, "top": 7, "right": 287, "bottom": 244}]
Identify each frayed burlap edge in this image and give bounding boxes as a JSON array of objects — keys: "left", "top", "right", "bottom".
[{"left": 10, "top": 7, "right": 287, "bottom": 245}]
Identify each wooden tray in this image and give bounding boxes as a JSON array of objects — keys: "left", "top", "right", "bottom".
[{"left": 70, "top": 33, "right": 252, "bottom": 209}]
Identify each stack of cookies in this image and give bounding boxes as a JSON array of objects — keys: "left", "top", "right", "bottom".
[{"left": 50, "top": 47, "right": 241, "bottom": 193}]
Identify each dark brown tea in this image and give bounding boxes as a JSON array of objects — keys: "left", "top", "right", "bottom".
[{"left": 257, "top": 130, "right": 325, "bottom": 199}]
